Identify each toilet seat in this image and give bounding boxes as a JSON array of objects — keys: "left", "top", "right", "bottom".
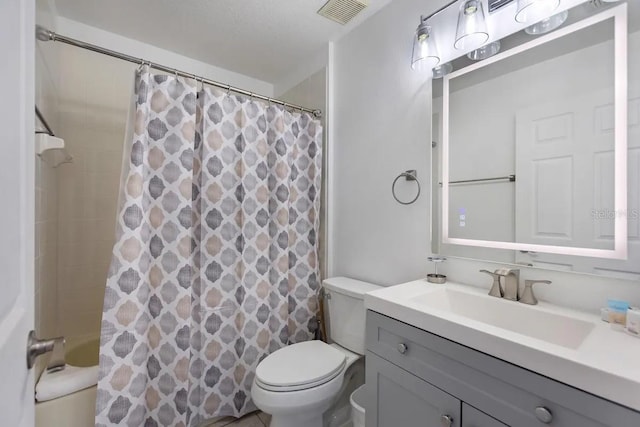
[{"left": 255, "top": 341, "right": 347, "bottom": 392}]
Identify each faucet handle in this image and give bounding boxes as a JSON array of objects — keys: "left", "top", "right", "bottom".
[
  {"left": 495, "top": 267, "right": 520, "bottom": 277},
  {"left": 480, "top": 270, "right": 503, "bottom": 298},
  {"left": 479, "top": 269, "right": 499, "bottom": 277},
  {"left": 520, "top": 280, "right": 551, "bottom": 305}
]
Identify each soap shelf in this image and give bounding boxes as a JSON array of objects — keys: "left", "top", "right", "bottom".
[{"left": 35, "top": 106, "right": 72, "bottom": 168}]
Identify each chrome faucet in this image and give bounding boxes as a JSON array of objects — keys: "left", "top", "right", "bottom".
[
  {"left": 480, "top": 268, "right": 550, "bottom": 305},
  {"left": 497, "top": 268, "right": 520, "bottom": 301},
  {"left": 480, "top": 270, "right": 503, "bottom": 298},
  {"left": 520, "top": 280, "right": 551, "bottom": 305}
]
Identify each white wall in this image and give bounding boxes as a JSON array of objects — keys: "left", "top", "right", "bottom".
[
  {"left": 55, "top": 17, "right": 274, "bottom": 97},
  {"left": 274, "top": 47, "right": 328, "bottom": 98},
  {"left": 329, "top": 0, "right": 640, "bottom": 312},
  {"left": 330, "top": 0, "right": 433, "bottom": 286}
]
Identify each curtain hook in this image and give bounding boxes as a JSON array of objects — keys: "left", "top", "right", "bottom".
[
  {"left": 137, "top": 59, "right": 148, "bottom": 72},
  {"left": 173, "top": 68, "right": 179, "bottom": 79},
  {"left": 226, "top": 85, "right": 231, "bottom": 96},
  {"left": 267, "top": 97, "right": 272, "bottom": 107},
  {"left": 250, "top": 92, "right": 254, "bottom": 101}
]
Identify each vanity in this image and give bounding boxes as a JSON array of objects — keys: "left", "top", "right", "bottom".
[
  {"left": 364, "top": 0, "right": 640, "bottom": 424},
  {"left": 364, "top": 280, "right": 640, "bottom": 427}
]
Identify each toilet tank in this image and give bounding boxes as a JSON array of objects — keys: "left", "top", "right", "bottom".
[{"left": 323, "top": 277, "right": 382, "bottom": 355}]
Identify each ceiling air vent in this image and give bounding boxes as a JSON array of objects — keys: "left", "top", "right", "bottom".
[{"left": 318, "top": 0, "right": 368, "bottom": 25}]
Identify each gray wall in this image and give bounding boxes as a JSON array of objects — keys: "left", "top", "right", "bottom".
[
  {"left": 328, "top": 0, "right": 640, "bottom": 312},
  {"left": 330, "top": 0, "right": 435, "bottom": 285}
]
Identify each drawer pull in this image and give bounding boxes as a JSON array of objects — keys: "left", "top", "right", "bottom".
[
  {"left": 535, "top": 406, "right": 553, "bottom": 424},
  {"left": 440, "top": 414, "right": 453, "bottom": 427},
  {"left": 397, "top": 343, "right": 408, "bottom": 354}
]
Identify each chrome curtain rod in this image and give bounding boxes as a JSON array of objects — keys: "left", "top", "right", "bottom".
[
  {"left": 440, "top": 174, "right": 516, "bottom": 186},
  {"left": 35, "top": 26, "right": 323, "bottom": 119}
]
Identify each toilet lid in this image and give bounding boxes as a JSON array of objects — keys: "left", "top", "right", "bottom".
[{"left": 255, "top": 341, "right": 346, "bottom": 391}]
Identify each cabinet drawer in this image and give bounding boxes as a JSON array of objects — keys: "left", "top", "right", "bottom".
[
  {"left": 366, "top": 352, "right": 461, "bottom": 427},
  {"left": 366, "top": 310, "right": 640, "bottom": 427}
]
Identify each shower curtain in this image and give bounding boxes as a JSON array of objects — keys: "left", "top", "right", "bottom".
[{"left": 95, "top": 67, "right": 323, "bottom": 426}]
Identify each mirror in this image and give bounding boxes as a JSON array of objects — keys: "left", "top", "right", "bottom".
[{"left": 432, "top": 2, "right": 640, "bottom": 280}]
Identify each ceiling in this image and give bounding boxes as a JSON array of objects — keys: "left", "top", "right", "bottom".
[{"left": 52, "top": 0, "right": 392, "bottom": 84}]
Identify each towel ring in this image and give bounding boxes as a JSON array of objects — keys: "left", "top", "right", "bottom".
[{"left": 392, "top": 170, "right": 421, "bottom": 205}]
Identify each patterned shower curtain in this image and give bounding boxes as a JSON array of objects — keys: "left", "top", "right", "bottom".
[{"left": 95, "top": 67, "right": 323, "bottom": 426}]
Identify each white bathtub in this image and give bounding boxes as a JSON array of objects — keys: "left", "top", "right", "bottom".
[{"left": 35, "top": 337, "right": 100, "bottom": 427}]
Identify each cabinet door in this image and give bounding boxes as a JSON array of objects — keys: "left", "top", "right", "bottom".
[
  {"left": 462, "top": 404, "right": 508, "bottom": 427},
  {"left": 366, "top": 352, "right": 461, "bottom": 427}
]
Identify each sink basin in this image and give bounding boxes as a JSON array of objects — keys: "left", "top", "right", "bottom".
[
  {"left": 411, "top": 288, "right": 595, "bottom": 349},
  {"left": 365, "top": 280, "right": 640, "bottom": 412}
]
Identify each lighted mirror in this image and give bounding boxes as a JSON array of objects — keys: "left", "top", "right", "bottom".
[{"left": 432, "top": 2, "right": 640, "bottom": 279}]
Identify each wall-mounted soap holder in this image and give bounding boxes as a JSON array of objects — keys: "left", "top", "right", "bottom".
[{"left": 35, "top": 106, "right": 73, "bottom": 168}]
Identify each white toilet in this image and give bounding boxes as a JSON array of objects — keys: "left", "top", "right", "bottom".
[{"left": 251, "top": 277, "right": 381, "bottom": 427}]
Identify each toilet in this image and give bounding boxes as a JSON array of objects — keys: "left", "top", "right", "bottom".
[{"left": 251, "top": 277, "right": 381, "bottom": 427}]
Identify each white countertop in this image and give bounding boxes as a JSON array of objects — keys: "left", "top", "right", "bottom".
[{"left": 365, "top": 279, "right": 640, "bottom": 412}]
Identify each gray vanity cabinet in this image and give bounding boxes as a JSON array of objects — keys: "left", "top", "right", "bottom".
[
  {"left": 462, "top": 404, "right": 507, "bottom": 427},
  {"left": 365, "top": 311, "right": 640, "bottom": 427},
  {"left": 366, "top": 352, "right": 461, "bottom": 427}
]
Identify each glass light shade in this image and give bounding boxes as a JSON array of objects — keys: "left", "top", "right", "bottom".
[
  {"left": 454, "top": 0, "right": 490, "bottom": 51},
  {"left": 525, "top": 10, "right": 568, "bottom": 35},
  {"left": 433, "top": 62, "right": 453, "bottom": 79},
  {"left": 515, "top": 0, "right": 561, "bottom": 24},
  {"left": 411, "top": 23, "right": 440, "bottom": 71},
  {"left": 467, "top": 41, "right": 501, "bottom": 60}
]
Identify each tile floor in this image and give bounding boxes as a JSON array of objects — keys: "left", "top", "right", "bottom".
[
  {"left": 204, "top": 411, "right": 355, "bottom": 427},
  {"left": 204, "top": 411, "right": 271, "bottom": 427}
]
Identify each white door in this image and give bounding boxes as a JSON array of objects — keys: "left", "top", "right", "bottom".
[
  {"left": 0, "top": 0, "right": 36, "bottom": 426},
  {"left": 515, "top": 90, "right": 640, "bottom": 279}
]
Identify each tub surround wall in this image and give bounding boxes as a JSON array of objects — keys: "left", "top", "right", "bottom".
[
  {"left": 328, "top": 0, "right": 640, "bottom": 311},
  {"left": 35, "top": 0, "right": 61, "bottom": 348},
  {"left": 55, "top": 43, "right": 131, "bottom": 342}
]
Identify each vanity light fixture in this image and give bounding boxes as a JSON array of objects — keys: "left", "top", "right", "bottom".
[
  {"left": 515, "top": 0, "right": 561, "bottom": 24},
  {"left": 467, "top": 41, "right": 501, "bottom": 60},
  {"left": 525, "top": 10, "right": 569, "bottom": 35},
  {"left": 411, "top": 16, "right": 441, "bottom": 71},
  {"left": 454, "top": 0, "right": 490, "bottom": 51},
  {"left": 433, "top": 62, "right": 454, "bottom": 78}
]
